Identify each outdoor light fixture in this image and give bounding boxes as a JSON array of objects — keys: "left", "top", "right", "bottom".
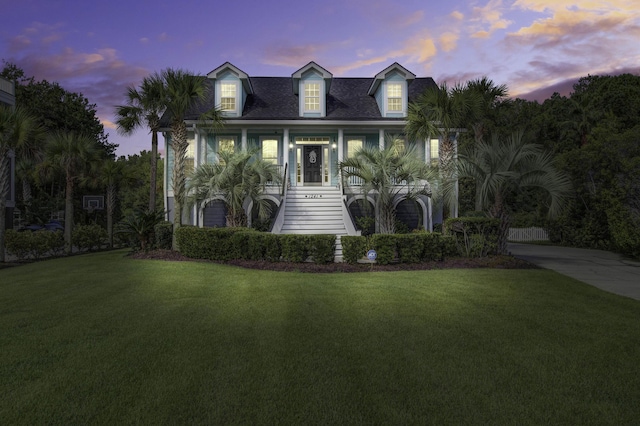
[
  {"left": 331, "top": 143, "right": 337, "bottom": 152},
  {"left": 289, "top": 143, "right": 294, "bottom": 152}
]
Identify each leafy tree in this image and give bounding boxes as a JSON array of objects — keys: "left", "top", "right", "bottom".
[
  {"left": 188, "top": 149, "right": 281, "bottom": 227},
  {"left": 160, "top": 68, "right": 224, "bottom": 249},
  {"left": 43, "top": 131, "right": 102, "bottom": 254},
  {"left": 457, "top": 131, "right": 573, "bottom": 254},
  {"left": 1, "top": 62, "right": 116, "bottom": 156},
  {"left": 117, "top": 151, "right": 164, "bottom": 217},
  {"left": 115, "top": 73, "right": 166, "bottom": 211},
  {"left": 339, "top": 141, "right": 436, "bottom": 234},
  {"left": 0, "top": 106, "right": 42, "bottom": 262}
]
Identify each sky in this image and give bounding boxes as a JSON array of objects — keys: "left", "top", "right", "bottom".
[{"left": 1, "top": 0, "right": 639, "bottom": 158}]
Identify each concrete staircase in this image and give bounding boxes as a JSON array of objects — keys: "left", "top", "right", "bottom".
[{"left": 279, "top": 186, "right": 348, "bottom": 261}]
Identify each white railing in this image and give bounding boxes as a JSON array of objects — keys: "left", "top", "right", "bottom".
[
  {"left": 508, "top": 227, "right": 549, "bottom": 241},
  {"left": 0, "top": 77, "right": 15, "bottom": 95}
]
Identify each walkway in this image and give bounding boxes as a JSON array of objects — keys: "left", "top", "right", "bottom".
[{"left": 508, "top": 243, "right": 640, "bottom": 301}]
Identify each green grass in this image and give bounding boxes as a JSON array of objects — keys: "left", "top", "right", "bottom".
[{"left": 1, "top": 250, "right": 639, "bottom": 424}]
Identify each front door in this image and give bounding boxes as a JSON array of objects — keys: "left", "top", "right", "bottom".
[{"left": 303, "top": 145, "right": 322, "bottom": 185}]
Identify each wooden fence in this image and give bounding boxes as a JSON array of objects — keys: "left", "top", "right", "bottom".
[{"left": 508, "top": 227, "right": 549, "bottom": 242}]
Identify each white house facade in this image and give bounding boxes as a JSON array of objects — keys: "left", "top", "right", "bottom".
[{"left": 162, "top": 61, "right": 444, "bottom": 237}]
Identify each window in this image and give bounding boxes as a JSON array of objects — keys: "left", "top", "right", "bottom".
[
  {"left": 220, "top": 83, "right": 236, "bottom": 111},
  {"left": 261, "top": 139, "right": 278, "bottom": 164},
  {"left": 387, "top": 83, "right": 402, "bottom": 112},
  {"left": 304, "top": 83, "right": 320, "bottom": 111},
  {"left": 218, "top": 137, "right": 235, "bottom": 155},
  {"left": 429, "top": 138, "right": 439, "bottom": 165},
  {"left": 347, "top": 138, "right": 363, "bottom": 158}
]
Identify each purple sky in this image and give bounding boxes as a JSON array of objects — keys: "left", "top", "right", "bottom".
[{"left": 1, "top": 0, "right": 639, "bottom": 157}]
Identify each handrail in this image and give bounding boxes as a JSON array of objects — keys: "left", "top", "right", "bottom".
[
  {"left": 270, "top": 162, "right": 289, "bottom": 233},
  {"left": 339, "top": 167, "right": 360, "bottom": 236}
]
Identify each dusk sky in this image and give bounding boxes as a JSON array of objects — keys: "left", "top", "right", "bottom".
[{"left": 1, "top": 0, "right": 639, "bottom": 157}]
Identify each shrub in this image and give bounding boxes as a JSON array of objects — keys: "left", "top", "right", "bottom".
[
  {"left": 154, "top": 222, "right": 173, "bottom": 250},
  {"left": 280, "top": 235, "right": 309, "bottom": 263},
  {"left": 72, "top": 224, "right": 108, "bottom": 252},
  {"left": 4, "top": 230, "right": 64, "bottom": 261},
  {"left": 607, "top": 202, "right": 640, "bottom": 259},
  {"left": 445, "top": 217, "right": 500, "bottom": 257},
  {"left": 369, "top": 234, "right": 397, "bottom": 265},
  {"left": 5, "top": 230, "right": 31, "bottom": 261},
  {"left": 176, "top": 227, "right": 247, "bottom": 260},
  {"left": 308, "top": 235, "right": 336, "bottom": 264},
  {"left": 117, "top": 209, "right": 165, "bottom": 251},
  {"left": 395, "top": 234, "right": 423, "bottom": 263},
  {"left": 260, "top": 233, "right": 282, "bottom": 262},
  {"left": 341, "top": 236, "right": 368, "bottom": 264}
]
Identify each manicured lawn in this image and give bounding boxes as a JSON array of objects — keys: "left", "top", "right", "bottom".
[{"left": 1, "top": 250, "right": 639, "bottom": 424}]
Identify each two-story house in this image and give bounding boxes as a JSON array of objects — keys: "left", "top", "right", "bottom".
[
  {"left": 163, "top": 61, "right": 444, "bottom": 237},
  {"left": 1, "top": 76, "right": 16, "bottom": 230}
]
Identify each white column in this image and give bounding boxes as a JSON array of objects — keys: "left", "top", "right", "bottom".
[
  {"left": 241, "top": 128, "right": 248, "bottom": 151},
  {"left": 379, "top": 129, "right": 385, "bottom": 150},
  {"left": 337, "top": 129, "right": 344, "bottom": 162},
  {"left": 283, "top": 128, "right": 290, "bottom": 165}
]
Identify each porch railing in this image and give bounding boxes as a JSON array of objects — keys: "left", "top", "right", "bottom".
[{"left": 508, "top": 227, "right": 549, "bottom": 242}]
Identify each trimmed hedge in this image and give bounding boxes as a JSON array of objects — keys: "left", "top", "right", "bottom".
[
  {"left": 5, "top": 229, "right": 65, "bottom": 261},
  {"left": 154, "top": 222, "right": 173, "bottom": 250},
  {"left": 341, "top": 236, "right": 368, "bottom": 264},
  {"left": 174, "top": 227, "right": 460, "bottom": 264}
]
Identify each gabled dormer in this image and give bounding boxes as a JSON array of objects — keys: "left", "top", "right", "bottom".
[
  {"left": 292, "top": 62, "right": 333, "bottom": 117},
  {"left": 207, "top": 62, "right": 254, "bottom": 117},
  {"left": 368, "top": 63, "right": 416, "bottom": 118}
]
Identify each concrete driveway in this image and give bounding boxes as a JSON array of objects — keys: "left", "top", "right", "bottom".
[{"left": 508, "top": 243, "right": 640, "bottom": 301}]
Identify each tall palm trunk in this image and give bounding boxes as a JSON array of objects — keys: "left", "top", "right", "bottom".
[
  {"left": 489, "top": 191, "right": 510, "bottom": 255},
  {"left": 64, "top": 173, "right": 74, "bottom": 255},
  {"left": 106, "top": 182, "right": 116, "bottom": 248},
  {"left": 0, "top": 152, "right": 9, "bottom": 262},
  {"left": 149, "top": 122, "right": 159, "bottom": 212},
  {"left": 171, "top": 122, "right": 188, "bottom": 250}
]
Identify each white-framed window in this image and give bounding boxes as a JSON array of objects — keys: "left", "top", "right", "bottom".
[
  {"left": 218, "top": 137, "right": 235, "bottom": 155},
  {"left": 347, "top": 138, "right": 363, "bottom": 158},
  {"left": 387, "top": 83, "right": 402, "bottom": 112},
  {"left": 429, "top": 138, "right": 439, "bottom": 165},
  {"left": 304, "top": 83, "right": 320, "bottom": 112},
  {"left": 220, "top": 83, "right": 236, "bottom": 111},
  {"left": 261, "top": 139, "right": 278, "bottom": 164}
]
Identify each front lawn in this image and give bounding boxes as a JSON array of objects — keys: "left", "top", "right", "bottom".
[{"left": 1, "top": 250, "right": 639, "bottom": 424}]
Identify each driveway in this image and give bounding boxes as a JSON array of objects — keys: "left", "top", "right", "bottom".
[{"left": 508, "top": 243, "right": 640, "bottom": 301}]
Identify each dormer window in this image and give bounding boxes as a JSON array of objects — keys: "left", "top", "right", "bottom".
[
  {"left": 304, "top": 83, "right": 320, "bottom": 112},
  {"left": 292, "top": 62, "right": 333, "bottom": 117},
  {"left": 387, "top": 83, "right": 402, "bottom": 112},
  {"left": 368, "top": 63, "right": 416, "bottom": 118},
  {"left": 220, "top": 83, "right": 237, "bottom": 111}
]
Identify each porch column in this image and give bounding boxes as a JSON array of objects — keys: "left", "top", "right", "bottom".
[
  {"left": 379, "top": 129, "right": 385, "bottom": 150},
  {"left": 282, "top": 128, "right": 290, "bottom": 165},
  {"left": 241, "top": 128, "right": 248, "bottom": 151},
  {"left": 337, "top": 129, "right": 344, "bottom": 162}
]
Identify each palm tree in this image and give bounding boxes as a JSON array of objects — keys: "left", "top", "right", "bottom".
[
  {"left": 457, "top": 131, "right": 573, "bottom": 254},
  {"left": 44, "top": 131, "right": 102, "bottom": 254},
  {"left": 115, "top": 73, "right": 165, "bottom": 212},
  {"left": 464, "top": 77, "right": 509, "bottom": 211},
  {"left": 406, "top": 82, "right": 479, "bottom": 217},
  {"left": 160, "top": 68, "right": 224, "bottom": 249},
  {"left": 188, "top": 149, "right": 281, "bottom": 227},
  {"left": 464, "top": 77, "right": 508, "bottom": 145},
  {"left": 339, "top": 140, "right": 436, "bottom": 234},
  {"left": 0, "top": 105, "right": 42, "bottom": 262}
]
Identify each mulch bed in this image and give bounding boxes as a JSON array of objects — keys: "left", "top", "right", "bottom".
[{"left": 131, "top": 250, "right": 537, "bottom": 273}]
